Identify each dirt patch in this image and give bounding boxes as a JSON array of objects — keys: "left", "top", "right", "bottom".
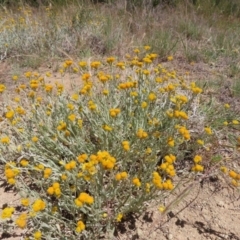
[{"left": 115, "top": 180, "right": 240, "bottom": 240}]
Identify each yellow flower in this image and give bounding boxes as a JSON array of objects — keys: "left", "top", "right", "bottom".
[
  {"left": 32, "top": 136, "right": 38, "bottom": 142},
  {"left": 179, "top": 111, "right": 188, "bottom": 120},
  {"left": 1, "top": 207, "right": 15, "bottom": 219},
  {"left": 103, "top": 124, "right": 113, "bottom": 131},
  {"left": 143, "top": 57, "right": 152, "bottom": 64},
  {"left": 57, "top": 121, "right": 67, "bottom": 131},
  {"left": 43, "top": 168, "right": 52, "bottom": 178},
  {"left": 79, "top": 61, "right": 87, "bottom": 68},
  {"left": 224, "top": 103, "right": 230, "bottom": 109},
  {"left": 145, "top": 147, "right": 152, "bottom": 154},
  {"left": 47, "top": 187, "right": 54, "bottom": 195},
  {"left": 106, "top": 56, "right": 115, "bottom": 64},
  {"left": 78, "top": 153, "right": 88, "bottom": 163},
  {"left": 143, "top": 69, "right": 150, "bottom": 75},
  {"left": 204, "top": 127, "right": 212, "bottom": 135},
  {"left": 130, "top": 91, "right": 138, "bottom": 97},
  {"left": 223, "top": 121, "right": 228, "bottom": 126},
  {"left": 76, "top": 220, "right": 85, "bottom": 233},
  {"left": 91, "top": 61, "right": 101, "bottom": 69},
  {"left": 152, "top": 171, "right": 162, "bottom": 189},
  {"left": 33, "top": 231, "right": 42, "bottom": 240},
  {"left": 229, "top": 170, "right": 238, "bottom": 179},
  {"left": 133, "top": 48, "right": 140, "bottom": 54},
  {"left": 46, "top": 72, "right": 51, "bottom": 77},
  {"left": 20, "top": 159, "right": 29, "bottom": 167},
  {"left": 132, "top": 177, "right": 141, "bottom": 187},
  {"left": 35, "top": 164, "right": 44, "bottom": 171},
  {"left": 116, "top": 62, "right": 125, "bottom": 70},
  {"left": 116, "top": 213, "right": 123, "bottom": 222},
  {"left": 61, "top": 174, "right": 67, "bottom": 181},
  {"left": 65, "top": 160, "right": 77, "bottom": 171},
  {"left": 71, "top": 93, "right": 79, "bottom": 101},
  {"left": 68, "top": 114, "right": 76, "bottom": 122},
  {"left": 75, "top": 198, "right": 83, "bottom": 207},
  {"left": 167, "top": 55, "right": 173, "bottom": 61},
  {"left": 12, "top": 75, "right": 19, "bottom": 81},
  {"left": 102, "top": 213, "right": 108, "bottom": 218},
  {"left": 148, "top": 93, "right": 156, "bottom": 101},
  {"left": 192, "top": 164, "right": 204, "bottom": 172},
  {"left": 164, "top": 154, "right": 176, "bottom": 164},
  {"left": 141, "top": 101, "right": 148, "bottom": 108},
  {"left": 24, "top": 71, "right": 32, "bottom": 78},
  {"left": 109, "top": 108, "right": 121, "bottom": 117},
  {"left": 197, "top": 139, "right": 204, "bottom": 145},
  {"left": 45, "top": 84, "right": 53, "bottom": 92},
  {"left": 88, "top": 101, "right": 97, "bottom": 111},
  {"left": 1, "top": 136, "right": 10, "bottom": 144},
  {"left": 159, "top": 206, "right": 165, "bottom": 213},
  {"left": 32, "top": 199, "right": 46, "bottom": 212},
  {"left": 102, "top": 89, "right": 109, "bottom": 95},
  {"left": 167, "top": 137, "right": 174, "bottom": 147},
  {"left": 136, "top": 129, "right": 148, "bottom": 139},
  {"left": 8, "top": 178, "right": 16, "bottom": 185},
  {"left": 0, "top": 84, "right": 6, "bottom": 93},
  {"left": 115, "top": 172, "right": 128, "bottom": 181},
  {"left": 77, "top": 192, "right": 94, "bottom": 204},
  {"left": 64, "top": 60, "right": 73, "bottom": 67},
  {"left": 6, "top": 110, "right": 14, "bottom": 119},
  {"left": 15, "top": 213, "right": 27, "bottom": 229},
  {"left": 21, "top": 198, "right": 30, "bottom": 207},
  {"left": 220, "top": 166, "right": 228, "bottom": 173},
  {"left": 231, "top": 179, "right": 239, "bottom": 187},
  {"left": 144, "top": 45, "right": 151, "bottom": 50},
  {"left": 193, "top": 155, "right": 202, "bottom": 164},
  {"left": 97, "top": 151, "right": 116, "bottom": 170},
  {"left": 122, "top": 141, "right": 130, "bottom": 151},
  {"left": 232, "top": 120, "right": 239, "bottom": 125},
  {"left": 192, "top": 87, "right": 202, "bottom": 94}
]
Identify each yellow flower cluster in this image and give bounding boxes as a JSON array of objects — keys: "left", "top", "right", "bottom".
[
  {"left": 43, "top": 168, "right": 52, "bottom": 179},
  {"left": 4, "top": 162, "right": 19, "bottom": 185},
  {"left": 47, "top": 182, "right": 61, "bottom": 197},
  {"left": 109, "top": 108, "right": 121, "bottom": 117},
  {"left": 118, "top": 81, "right": 137, "bottom": 89},
  {"left": 192, "top": 155, "right": 204, "bottom": 172},
  {"left": 88, "top": 100, "right": 97, "bottom": 111},
  {"left": 228, "top": 170, "right": 240, "bottom": 187},
  {"left": 97, "top": 151, "right": 116, "bottom": 170},
  {"left": 159, "top": 154, "right": 176, "bottom": 177},
  {"left": 136, "top": 128, "right": 148, "bottom": 139},
  {"left": 115, "top": 172, "right": 128, "bottom": 181},
  {"left": 77, "top": 153, "right": 88, "bottom": 163},
  {"left": 75, "top": 192, "right": 94, "bottom": 207},
  {"left": 132, "top": 177, "right": 141, "bottom": 187},
  {"left": 177, "top": 125, "right": 191, "bottom": 140},
  {"left": 76, "top": 220, "right": 85, "bottom": 233},
  {"left": 32, "top": 199, "right": 46, "bottom": 212},
  {"left": 65, "top": 160, "right": 77, "bottom": 171},
  {"left": 122, "top": 141, "right": 130, "bottom": 151},
  {"left": 1, "top": 207, "right": 15, "bottom": 219}
]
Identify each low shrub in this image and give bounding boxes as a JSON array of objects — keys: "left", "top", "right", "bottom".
[{"left": 0, "top": 47, "right": 239, "bottom": 239}]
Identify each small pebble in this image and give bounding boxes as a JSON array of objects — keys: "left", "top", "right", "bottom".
[
  {"left": 217, "top": 201, "right": 225, "bottom": 208},
  {"left": 167, "top": 233, "right": 173, "bottom": 240}
]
